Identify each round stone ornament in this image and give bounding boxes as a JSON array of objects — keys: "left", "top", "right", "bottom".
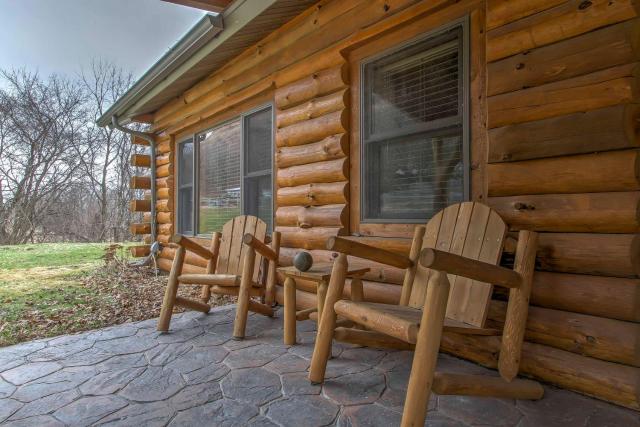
[{"left": 293, "top": 251, "right": 314, "bottom": 272}]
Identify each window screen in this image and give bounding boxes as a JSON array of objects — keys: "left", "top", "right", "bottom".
[
  {"left": 362, "top": 24, "right": 467, "bottom": 221},
  {"left": 198, "top": 119, "right": 242, "bottom": 234},
  {"left": 244, "top": 107, "right": 273, "bottom": 231},
  {"left": 177, "top": 140, "right": 194, "bottom": 234}
]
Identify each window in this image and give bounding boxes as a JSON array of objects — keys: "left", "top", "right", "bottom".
[
  {"left": 177, "top": 140, "right": 194, "bottom": 235},
  {"left": 361, "top": 23, "right": 468, "bottom": 222},
  {"left": 198, "top": 119, "right": 242, "bottom": 234},
  {"left": 243, "top": 108, "right": 273, "bottom": 231},
  {"left": 177, "top": 105, "right": 273, "bottom": 235}
]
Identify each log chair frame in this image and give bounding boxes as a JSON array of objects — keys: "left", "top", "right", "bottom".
[
  {"left": 158, "top": 215, "right": 281, "bottom": 339},
  {"left": 308, "top": 202, "right": 543, "bottom": 426}
]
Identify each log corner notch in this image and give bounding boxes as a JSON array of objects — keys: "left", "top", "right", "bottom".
[{"left": 274, "top": 63, "right": 350, "bottom": 251}]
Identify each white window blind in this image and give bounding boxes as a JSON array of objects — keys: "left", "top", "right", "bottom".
[
  {"left": 362, "top": 25, "right": 467, "bottom": 222},
  {"left": 198, "top": 119, "right": 242, "bottom": 234},
  {"left": 177, "top": 140, "right": 194, "bottom": 234}
]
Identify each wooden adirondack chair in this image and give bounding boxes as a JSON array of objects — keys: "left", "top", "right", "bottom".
[
  {"left": 158, "top": 215, "right": 281, "bottom": 339},
  {"left": 308, "top": 202, "right": 543, "bottom": 427}
]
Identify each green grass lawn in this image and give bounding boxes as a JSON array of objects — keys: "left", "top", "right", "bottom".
[{"left": 0, "top": 242, "right": 132, "bottom": 346}]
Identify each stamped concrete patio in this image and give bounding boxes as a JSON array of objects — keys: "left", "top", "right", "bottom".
[{"left": 0, "top": 305, "right": 638, "bottom": 427}]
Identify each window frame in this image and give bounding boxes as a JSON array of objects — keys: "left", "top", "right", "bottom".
[
  {"left": 175, "top": 102, "right": 274, "bottom": 237},
  {"left": 358, "top": 17, "right": 470, "bottom": 225}
]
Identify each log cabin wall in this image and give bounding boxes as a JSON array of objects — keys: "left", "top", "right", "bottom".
[{"left": 129, "top": 0, "right": 640, "bottom": 410}]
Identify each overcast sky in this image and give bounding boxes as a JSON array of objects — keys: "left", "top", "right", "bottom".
[{"left": 0, "top": 0, "right": 204, "bottom": 81}]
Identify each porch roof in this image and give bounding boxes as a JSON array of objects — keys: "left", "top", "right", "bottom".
[{"left": 97, "top": 0, "right": 317, "bottom": 127}]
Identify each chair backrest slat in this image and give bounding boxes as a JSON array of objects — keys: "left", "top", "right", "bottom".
[
  {"left": 215, "top": 215, "right": 268, "bottom": 282},
  {"left": 408, "top": 202, "right": 507, "bottom": 328}
]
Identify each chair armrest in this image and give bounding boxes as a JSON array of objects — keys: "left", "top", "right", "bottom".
[
  {"left": 169, "top": 235, "right": 214, "bottom": 260},
  {"left": 243, "top": 234, "right": 278, "bottom": 261},
  {"left": 419, "top": 248, "right": 522, "bottom": 289},
  {"left": 326, "top": 236, "right": 412, "bottom": 269}
]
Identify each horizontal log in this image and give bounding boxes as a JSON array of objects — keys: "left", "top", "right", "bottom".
[
  {"left": 276, "top": 110, "right": 347, "bottom": 147},
  {"left": 276, "top": 182, "right": 348, "bottom": 206},
  {"left": 156, "top": 164, "right": 174, "bottom": 178},
  {"left": 420, "top": 248, "right": 522, "bottom": 289},
  {"left": 324, "top": 233, "right": 640, "bottom": 279},
  {"left": 276, "top": 226, "right": 343, "bottom": 250},
  {"left": 486, "top": 0, "right": 639, "bottom": 62},
  {"left": 344, "top": 236, "right": 412, "bottom": 255},
  {"left": 158, "top": 257, "right": 205, "bottom": 274},
  {"left": 130, "top": 154, "right": 151, "bottom": 168},
  {"left": 157, "top": 138, "right": 172, "bottom": 154},
  {"left": 489, "top": 192, "right": 640, "bottom": 233},
  {"left": 144, "top": 234, "right": 169, "bottom": 245},
  {"left": 286, "top": 275, "right": 402, "bottom": 306},
  {"left": 157, "top": 187, "right": 172, "bottom": 200},
  {"left": 276, "top": 134, "right": 347, "bottom": 168},
  {"left": 488, "top": 300, "right": 640, "bottom": 367},
  {"left": 278, "top": 247, "right": 405, "bottom": 285},
  {"left": 488, "top": 19, "right": 640, "bottom": 96},
  {"left": 440, "top": 332, "right": 640, "bottom": 410},
  {"left": 327, "top": 236, "right": 412, "bottom": 269},
  {"left": 334, "top": 327, "right": 415, "bottom": 351},
  {"left": 275, "top": 204, "right": 347, "bottom": 228},
  {"left": 488, "top": 150, "right": 640, "bottom": 196},
  {"left": 131, "top": 135, "right": 149, "bottom": 146},
  {"left": 130, "top": 176, "right": 151, "bottom": 190},
  {"left": 169, "top": 235, "right": 214, "bottom": 260},
  {"left": 528, "top": 233, "right": 640, "bottom": 278},
  {"left": 275, "top": 65, "right": 348, "bottom": 110},
  {"left": 488, "top": 105, "right": 640, "bottom": 162},
  {"left": 130, "top": 199, "right": 151, "bottom": 212},
  {"left": 158, "top": 223, "right": 173, "bottom": 235},
  {"left": 143, "top": 212, "right": 172, "bottom": 224},
  {"left": 433, "top": 373, "right": 544, "bottom": 400},
  {"left": 528, "top": 271, "right": 640, "bottom": 322},
  {"left": 130, "top": 223, "right": 151, "bottom": 235},
  {"left": 488, "top": 63, "right": 639, "bottom": 128},
  {"left": 156, "top": 153, "right": 172, "bottom": 167},
  {"left": 486, "top": 0, "right": 565, "bottom": 30},
  {"left": 242, "top": 234, "right": 277, "bottom": 261},
  {"left": 160, "top": 247, "right": 208, "bottom": 269},
  {"left": 156, "top": 176, "right": 174, "bottom": 189},
  {"left": 276, "top": 88, "right": 348, "bottom": 129},
  {"left": 129, "top": 245, "right": 150, "bottom": 258},
  {"left": 274, "top": 277, "right": 401, "bottom": 310},
  {"left": 277, "top": 158, "right": 348, "bottom": 187},
  {"left": 156, "top": 198, "right": 173, "bottom": 212}
]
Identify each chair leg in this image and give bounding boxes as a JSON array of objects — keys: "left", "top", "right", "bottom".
[
  {"left": 158, "top": 246, "right": 186, "bottom": 332},
  {"left": 401, "top": 271, "right": 450, "bottom": 427},
  {"left": 284, "top": 277, "right": 297, "bottom": 345},
  {"left": 309, "top": 253, "right": 348, "bottom": 384},
  {"left": 233, "top": 247, "right": 256, "bottom": 339},
  {"left": 200, "top": 285, "right": 211, "bottom": 304}
]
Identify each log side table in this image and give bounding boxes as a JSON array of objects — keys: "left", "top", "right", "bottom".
[{"left": 278, "top": 262, "right": 370, "bottom": 345}]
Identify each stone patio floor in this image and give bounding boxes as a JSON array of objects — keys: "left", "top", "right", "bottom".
[{"left": 0, "top": 305, "right": 638, "bottom": 427}]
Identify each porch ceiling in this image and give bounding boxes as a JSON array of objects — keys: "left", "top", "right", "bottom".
[{"left": 97, "top": 0, "right": 318, "bottom": 127}]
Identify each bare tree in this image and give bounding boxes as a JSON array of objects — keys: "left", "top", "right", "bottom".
[
  {"left": 76, "top": 59, "right": 138, "bottom": 242},
  {"left": 0, "top": 69, "right": 87, "bottom": 244}
]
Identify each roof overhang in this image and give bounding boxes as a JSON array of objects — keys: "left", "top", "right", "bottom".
[
  {"left": 161, "top": 0, "right": 233, "bottom": 13},
  {"left": 98, "top": 0, "right": 317, "bottom": 127}
]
